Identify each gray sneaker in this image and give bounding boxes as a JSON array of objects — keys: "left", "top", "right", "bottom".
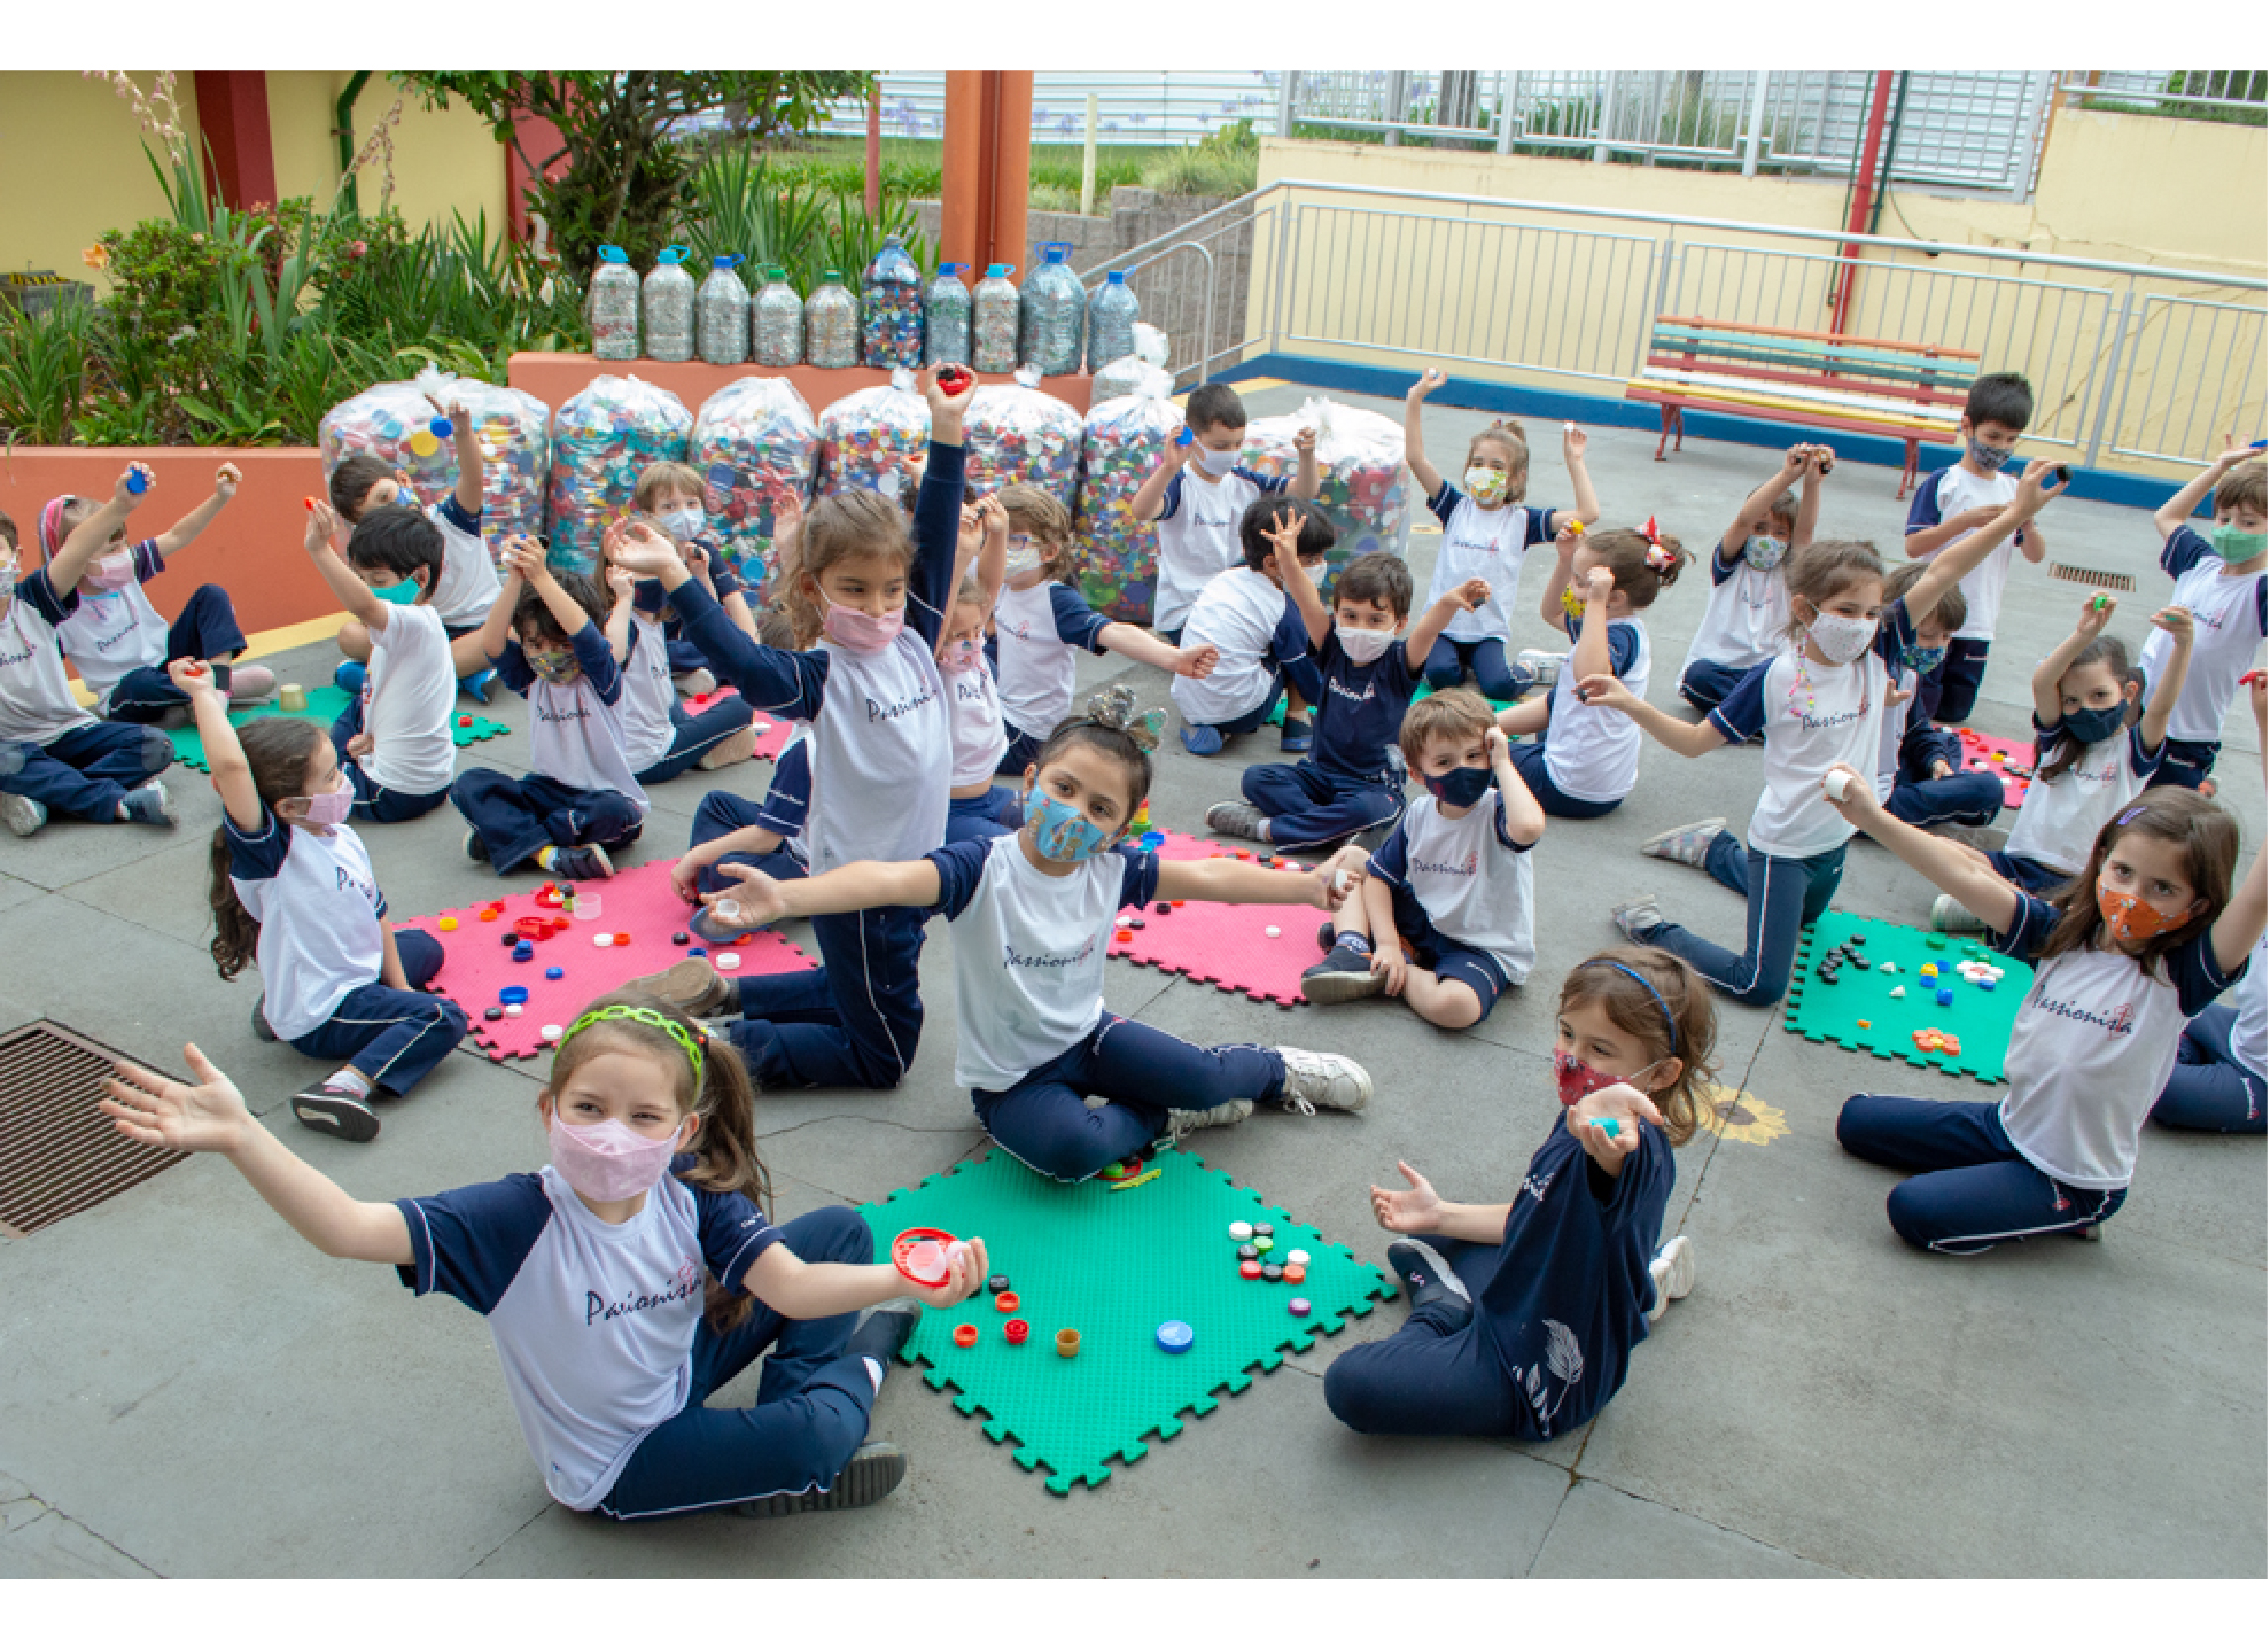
[
  {"left": 251, "top": 998, "right": 278, "bottom": 1043},
  {"left": 1931, "top": 894, "right": 1988, "bottom": 934},
  {"left": 1, "top": 792, "right": 48, "bottom": 838},
  {"left": 121, "top": 780, "right": 175, "bottom": 826},
  {"left": 1205, "top": 799, "right": 1266, "bottom": 842},
  {"left": 1611, "top": 895, "right": 1666, "bottom": 941},
  {"left": 730, "top": 1440, "right": 907, "bottom": 1518},
  {"left": 1276, "top": 1046, "right": 1372, "bottom": 1114},
  {"left": 1300, "top": 941, "right": 1386, "bottom": 1004},
  {"left": 1386, "top": 1237, "right": 1473, "bottom": 1316},
  {"left": 620, "top": 957, "right": 740, "bottom": 1019},
  {"left": 1641, "top": 817, "right": 1725, "bottom": 869},
  {"left": 1166, "top": 1097, "right": 1255, "bottom": 1142}
]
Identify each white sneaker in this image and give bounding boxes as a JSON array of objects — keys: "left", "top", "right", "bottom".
[
  {"left": 695, "top": 725, "right": 760, "bottom": 771},
  {"left": 1611, "top": 895, "right": 1665, "bottom": 941},
  {"left": 1647, "top": 1234, "right": 1695, "bottom": 1323},
  {"left": 1, "top": 792, "right": 48, "bottom": 838},
  {"left": 1276, "top": 1046, "right": 1372, "bottom": 1114},
  {"left": 674, "top": 669, "right": 718, "bottom": 699},
  {"left": 1166, "top": 1097, "right": 1254, "bottom": 1142},
  {"left": 1516, "top": 648, "right": 1566, "bottom": 689},
  {"left": 1640, "top": 817, "right": 1725, "bottom": 869},
  {"left": 1930, "top": 894, "right": 1988, "bottom": 934}
]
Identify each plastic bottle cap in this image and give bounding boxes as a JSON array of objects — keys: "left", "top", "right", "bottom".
[
  {"left": 598, "top": 245, "right": 629, "bottom": 263},
  {"left": 541, "top": 1024, "right": 564, "bottom": 1041},
  {"left": 1155, "top": 1320, "right": 1194, "bottom": 1353},
  {"left": 657, "top": 245, "right": 688, "bottom": 264},
  {"left": 126, "top": 469, "right": 148, "bottom": 494},
  {"left": 1106, "top": 271, "right": 1127, "bottom": 284},
  {"left": 715, "top": 254, "right": 742, "bottom": 268},
  {"left": 716, "top": 952, "right": 741, "bottom": 970}
]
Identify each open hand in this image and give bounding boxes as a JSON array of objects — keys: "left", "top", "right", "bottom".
[
  {"left": 1369, "top": 1160, "right": 1444, "bottom": 1234},
  {"left": 1563, "top": 421, "right": 1587, "bottom": 463},
  {"left": 708, "top": 860, "right": 791, "bottom": 927},
  {"left": 605, "top": 521, "right": 681, "bottom": 578},
  {"left": 1567, "top": 1081, "right": 1666, "bottom": 1164},
  {"left": 1408, "top": 367, "right": 1447, "bottom": 403},
  {"left": 100, "top": 1043, "right": 255, "bottom": 1157}
]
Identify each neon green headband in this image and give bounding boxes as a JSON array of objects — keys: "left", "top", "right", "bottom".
[{"left": 563, "top": 1004, "right": 705, "bottom": 1091}]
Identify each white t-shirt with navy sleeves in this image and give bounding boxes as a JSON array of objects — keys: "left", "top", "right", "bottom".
[
  {"left": 2004, "top": 718, "right": 2163, "bottom": 876},
  {"left": 425, "top": 496, "right": 502, "bottom": 630},
  {"left": 361, "top": 601, "right": 457, "bottom": 797},
  {"left": 497, "top": 627, "right": 649, "bottom": 816},
  {"left": 993, "top": 578, "right": 1111, "bottom": 739},
  {"left": 1544, "top": 615, "right": 1648, "bottom": 804},
  {"left": 1152, "top": 466, "right": 1286, "bottom": 634},
  {"left": 946, "top": 656, "right": 1009, "bottom": 789},
  {"left": 224, "top": 806, "right": 386, "bottom": 1040},
  {"left": 1682, "top": 539, "right": 1790, "bottom": 678},
  {"left": 1423, "top": 484, "right": 1551, "bottom": 644},
  {"left": 614, "top": 615, "right": 679, "bottom": 774},
  {"left": 1172, "top": 566, "right": 1301, "bottom": 727},
  {"left": 55, "top": 539, "right": 171, "bottom": 710},
  {"left": 0, "top": 568, "right": 98, "bottom": 745},
  {"left": 394, "top": 1165, "right": 780, "bottom": 1511},
  {"left": 1369, "top": 788, "right": 1536, "bottom": 984},
  {"left": 1905, "top": 465, "right": 2031, "bottom": 643},
  {"left": 2137, "top": 524, "right": 2268, "bottom": 744}
]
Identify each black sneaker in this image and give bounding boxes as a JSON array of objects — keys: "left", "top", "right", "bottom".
[
  {"left": 844, "top": 1298, "right": 923, "bottom": 1367},
  {"left": 1386, "top": 1238, "right": 1472, "bottom": 1320},
  {"left": 290, "top": 1081, "right": 380, "bottom": 1143},
  {"left": 729, "top": 1440, "right": 907, "bottom": 1519},
  {"left": 550, "top": 842, "right": 615, "bottom": 881},
  {"left": 463, "top": 828, "right": 489, "bottom": 864},
  {"left": 251, "top": 998, "right": 278, "bottom": 1043},
  {"left": 1301, "top": 940, "right": 1385, "bottom": 1004}
]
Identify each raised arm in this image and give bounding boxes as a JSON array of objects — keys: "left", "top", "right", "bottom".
[
  {"left": 1288, "top": 423, "right": 1321, "bottom": 501},
  {"left": 2138, "top": 606, "right": 2194, "bottom": 753},
  {"left": 48, "top": 464, "right": 152, "bottom": 596},
  {"left": 1403, "top": 369, "right": 1446, "bottom": 499},
  {"left": 173, "top": 659, "right": 263, "bottom": 830},
  {"left": 476, "top": 541, "right": 531, "bottom": 663},
  {"left": 153, "top": 462, "right": 239, "bottom": 557},
  {"left": 302, "top": 500, "right": 387, "bottom": 632},
  {"left": 2031, "top": 593, "right": 2114, "bottom": 726},
  {"left": 1565, "top": 568, "right": 1616, "bottom": 686},
  {"left": 429, "top": 394, "right": 484, "bottom": 516},
  {"left": 1407, "top": 577, "right": 1487, "bottom": 666},
  {"left": 522, "top": 544, "right": 599, "bottom": 641},
  {"left": 1792, "top": 444, "right": 1828, "bottom": 552},
  {"left": 909, "top": 365, "right": 974, "bottom": 644},
  {"left": 1561, "top": 422, "right": 1601, "bottom": 527},
  {"left": 1900, "top": 459, "right": 2067, "bottom": 630},
  {"left": 1576, "top": 669, "right": 1728, "bottom": 759},
  {"left": 1537, "top": 528, "right": 1579, "bottom": 636},
  {"left": 744, "top": 1226, "right": 985, "bottom": 1321},
  {"left": 1488, "top": 726, "right": 1545, "bottom": 847},
  {"left": 1824, "top": 763, "right": 2021, "bottom": 934},
  {"left": 1724, "top": 448, "right": 1807, "bottom": 555},
  {"left": 2209, "top": 677, "right": 2268, "bottom": 974},
  {"left": 603, "top": 566, "right": 637, "bottom": 665},
  {"left": 1128, "top": 430, "right": 1191, "bottom": 525},
  {"left": 973, "top": 495, "right": 1007, "bottom": 611},
  {"left": 1265, "top": 506, "right": 1330, "bottom": 647},
  {"left": 2155, "top": 437, "right": 2258, "bottom": 540},
  {"left": 1098, "top": 621, "right": 1217, "bottom": 680}
]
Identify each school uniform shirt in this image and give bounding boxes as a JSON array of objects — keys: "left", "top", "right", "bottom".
[
  {"left": 1680, "top": 539, "right": 1790, "bottom": 677},
  {"left": 2003, "top": 719, "right": 2163, "bottom": 877},
  {"left": 54, "top": 539, "right": 170, "bottom": 710},
  {"left": 224, "top": 807, "right": 385, "bottom": 1040},
  {"left": 394, "top": 1165, "right": 782, "bottom": 1512},
  {"left": 0, "top": 568, "right": 98, "bottom": 744},
  {"left": 614, "top": 615, "right": 679, "bottom": 774},
  {"left": 1311, "top": 630, "right": 1418, "bottom": 787},
  {"left": 993, "top": 578, "right": 1110, "bottom": 737},
  {"left": 497, "top": 627, "right": 650, "bottom": 817},
  {"left": 1172, "top": 567, "right": 1304, "bottom": 727},
  {"left": 1994, "top": 893, "right": 2241, "bottom": 1190},
  {"left": 2228, "top": 930, "right": 2268, "bottom": 1080},
  {"left": 2137, "top": 524, "right": 2268, "bottom": 744},
  {"left": 1872, "top": 657, "right": 1965, "bottom": 796},
  {"left": 754, "top": 729, "right": 811, "bottom": 866},
  {"left": 1424, "top": 484, "right": 1551, "bottom": 644},
  {"left": 946, "top": 655, "right": 1010, "bottom": 788},
  {"left": 425, "top": 496, "right": 502, "bottom": 631},
  {"left": 1369, "top": 788, "right": 1536, "bottom": 984},
  {"left": 1477, "top": 1115, "right": 1673, "bottom": 1439},
  {"left": 1543, "top": 616, "right": 1648, "bottom": 805},
  {"left": 360, "top": 601, "right": 457, "bottom": 797},
  {"left": 925, "top": 835, "right": 1164, "bottom": 1093},
  {"left": 1152, "top": 466, "right": 1286, "bottom": 634},
  {"left": 1905, "top": 465, "right": 2031, "bottom": 643},
  {"left": 1709, "top": 602, "right": 1915, "bottom": 858}
]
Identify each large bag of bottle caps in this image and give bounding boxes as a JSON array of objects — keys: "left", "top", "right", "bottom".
[
  {"left": 688, "top": 376, "right": 820, "bottom": 600},
  {"left": 546, "top": 375, "right": 694, "bottom": 574},
  {"left": 1073, "top": 389, "right": 1180, "bottom": 623},
  {"left": 818, "top": 369, "right": 931, "bottom": 500},
  {"left": 319, "top": 369, "right": 552, "bottom": 547},
  {"left": 1241, "top": 395, "right": 1413, "bottom": 597},
  {"left": 963, "top": 368, "right": 1082, "bottom": 507}
]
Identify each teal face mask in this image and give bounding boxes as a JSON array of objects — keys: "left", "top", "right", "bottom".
[
  {"left": 2209, "top": 523, "right": 2268, "bottom": 562},
  {"left": 371, "top": 576, "right": 422, "bottom": 606}
]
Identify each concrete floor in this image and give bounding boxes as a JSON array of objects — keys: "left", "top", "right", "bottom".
[{"left": 1, "top": 385, "right": 2261, "bottom": 1578}]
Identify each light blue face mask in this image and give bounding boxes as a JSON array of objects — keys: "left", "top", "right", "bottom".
[
  {"left": 370, "top": 576, "right": 422, "bottom": 606},
  {"left": 1745, "top": 534, "right": 1786, "bottom": 571},
  {"left": 1025, "top": 788, "right": 1116, "bottom": 863}
]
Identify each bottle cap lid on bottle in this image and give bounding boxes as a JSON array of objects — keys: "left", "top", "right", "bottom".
[
  {"left": 985, "top": 263, "right": 1007, "bottom": 276},
  {"left": 1106, "top": 270, "right": 1127, "bottom": 284},
  {"left": 1044, "top": 243, "right": 1069, "bottom": 261},
  {"left": 821, "top": 269, "right": 842, "bottom": 282},
  {"left": 657, "top": 245, "right": 689, "bottom": 265},
  {"left": 598, "top": 245, "right": 629, "bottom": 263},
  {"left": 714, "top": 253, "right": 743, "bottom": 268}
]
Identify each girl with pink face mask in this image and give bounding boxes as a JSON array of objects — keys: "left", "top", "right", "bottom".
[
  {"left": 1324, "top": 947, "right": 1715, "bottom": 1440},
  {"left": 96, "top": 996, "right": 987, "bottom": 1520},
  {"left": 181, "top": 658, "right": 464, "bottom": 1145}
]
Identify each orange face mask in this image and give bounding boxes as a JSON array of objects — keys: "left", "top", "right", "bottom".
[{"left": 2096, "top": 884, "right": 2181, "bottom": 947}]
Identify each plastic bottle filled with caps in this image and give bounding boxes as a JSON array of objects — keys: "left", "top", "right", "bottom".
[
  {"left": 696, "top": 254, "right": 751, "bottom": 366},
  {"left": 588, "top": 245, "right": 640, "bottom": 361},
  {"left": 972, "top": 263, "right": 1020, "bottom": 375},
  {"left": 925, "top": 263, "right": 971, "bottom": 367},
  {"left": 1019, "top": 242, "right": 1085, "bottom": 377},
  {"left": 860, "top": 234, "right": 924, "bottom": 370},
  {"left": 642, "top": 246, "right": 696, "bottom": 363},
  {"left": 1087, "top": 270, "right": 1140, "bottom": 374},
  {"left": 804, "top": 270, "right": 860, "bottom": 369},
  {"left": 753, "top": 267, "right": 804, "bottom": 367}
]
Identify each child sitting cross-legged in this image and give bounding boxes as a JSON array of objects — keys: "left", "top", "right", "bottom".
[
  {"left": 2136, "top": 442, "right": 2268, "bottom": 791},
  {"left": 690, "top": 686, "right": 1376, "bottom": 1184},
  {"left": 600, "top": 517, "right": 760, "bottom": 785},
  {"left": 1302, "top": 688, "right": 1544, "bottom": 1027},
  {"left": 1169, "top": 499, "right": 1330, "bottom": 757},
  {"left": 1866, "top": 560, "right": 2008, "bottom": 840},
  {"left": 1677, "top": 444, "right": 1825, "bottom": 712}
]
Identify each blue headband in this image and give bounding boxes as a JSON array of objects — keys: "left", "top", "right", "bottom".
[{"left": 1602, "top": 961, "right": 1677, "bottom": 1053}]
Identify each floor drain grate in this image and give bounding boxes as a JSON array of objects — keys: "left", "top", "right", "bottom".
[
  {"left": 2049, "top": 563, "right": 2135, "bottom": 593},
  {"left": 0, "top": 1020, "right": 186, "bottom": 1237}
]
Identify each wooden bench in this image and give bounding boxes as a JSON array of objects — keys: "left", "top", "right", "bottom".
[{"left": 1624, "top": 317, "right": 1979, "bottom": 498}]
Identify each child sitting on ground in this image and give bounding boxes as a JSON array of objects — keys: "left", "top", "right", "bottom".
[
  {"left": 451, "top": 538, "right": 648, "bottom": 882},
  {"left": 1169, "top": 498, "right": 1330, "bottom": 757},
  {"left": 1496, "top": 523, "right": 1690, "bottom": 819},
  {"left": 1404, "top": 367, "right": 1599, "bottom": 701},
  {"left": 991, "top": 482, "right": 1217, "bottom": 773},
  {"left": 601, "top": 516, "right": 759, "bottom": 785},
  {"left": 1903, "top": 371, "right": 2049, "bottom": 725},
  {"left": 1, "top": 466, "right": 178, "bottom": 838},
  {"left": 184, "top": 658, "right": 467, "bottom": 1142},
  {"left": 2136, "top": 443, "right": 2268, "bottom": 792},
  {"left": 939, "top": 496, "right": 1021, "bottom": 845},
  {"left": 1868, "top": 561, "right": 2007, "bottom": 840},
  {"left": 1322, "top": 946, "right": 1713, "bottom": 1440},
  {"left": 45, "top": 462, "right": 274, "bottom": 724},
  {"left": 1303, "top": 688, "right": 1544, "bottom": 1027},
  {"left": 696, "top": 686, "right": 1374, "bottom": 1183},
  {"left": 329, "top": 393, "right": 501, "bottom": 702},
  {"left": 1208, "top": 544, "right": 1483, "bottom": 852},
  {"left": 633, "top": 459, "right": 763, "bottom": 681},
  {"left": 2153, "top": 930, "right": 2268, "bottom": 1135},
  {"left": 1678, "top": 444, "right": 1826, "bottom": 712}
]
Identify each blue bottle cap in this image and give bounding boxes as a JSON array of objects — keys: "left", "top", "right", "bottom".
[
  {"left": 715, "top": 253, "right": 743, "bottom": 268},
  {"left": 499, "top": 985, "right": 530, "bottom": 1005},
  {"left": 657, "top": 244, "right": 689, "bottom": 265},
  {"left": 1106, "top": 270, "right": 1127, "bottom": 284},
  {"left": 598, "top": 245, "right": 630, "bottom": 264},
  {"left": 545, "top": 966, "right": 564, "bottom": 980},
  {"left": 1591, "top": 1116, "right": 1620, "bottom": 1138},
  {"left": 1155, "top": 1320, "right": 1194, "bottom": 1353},
  {"left": 430, "top": 417, "right": 453, "bottom": 438},
  {"left": 125, "top": 468, "right": 148, "bottom": 494},
  {"left": 1175, "top": 427, "right": 1193, "bottom": 447}
]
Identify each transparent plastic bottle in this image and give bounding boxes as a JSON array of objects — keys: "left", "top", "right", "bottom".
[
  {"left": 972, "top": 263, "right": 1020, "bottom": 375},
  {"left": 696, "top": 254, "right": 751, "bottom": 365},
  {"left": 924, "top": 263, "right": 971, "bottom": 367},
  {"left": 753, "top": 267, "right": 803, "bottom": 367},
  {"left": 1019, "top": 242, "right": 1086, "bottom": 377},
  {"left": 1087, "top": 270, "right": 1140, "bottom": 373},
  {"left": 589, "top": 244, "right": 640, "bottom": 360},
  {"left": 642, "top": 245, "right": 696, "bottom": 363},
  {"left": 861, "top": 234, "right": 924, "bottom": 369},
  {"left": 805, "top": 270, "right": 859, "bottom": 370}
]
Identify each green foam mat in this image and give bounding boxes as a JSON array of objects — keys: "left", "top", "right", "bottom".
[
  {"left": 859, "top": 1149, "right": 1392, "bottom": 1495},
  {"left": 1783, "top": 910, "right": 2030, "bottom": 1085},
  {"left": 166, "top": 684, "right": 509, "bottom": 775}
]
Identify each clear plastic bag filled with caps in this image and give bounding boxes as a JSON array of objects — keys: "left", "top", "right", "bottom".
[
  {"left": 1019, "top": 242, "right": 1085, "bottom": 377},
  {"left": 804, "top": 271, "right": 859, "bottom": 369},
  {"left": 925, "top": 264, "right": 971, "bottom": 367},
  {"left": 689, "top": 376, "right": 820, "bottom": 600},
  {"left": 963, "top": 367, "right": 1081, "bottom": 506},
  {"left": 696, "top": 255, "right": 751, "bottom": 366},
  {"left": 818, "top": 368, "right": 931, "bottom": 500},
  {"left": 1086, "top": 270, "right": 1139, "bottom": 373},
  {"left": 1088, "top": 354, "right": 1174, "bottom": 406},
  {"left": 972, "top": 263, "right": 1019, "bottom": 374},
  {"left": 1073, "top": 388, "right": 1181, "bottom": 623},
  {"left": 546, "top": 375, "right": 694, "bottom": 574},
  {"left": 753, "top": 267, "right": 803, "bottom": 367},
  {"left": 860, "top": 234, "right": 924, "bottom": 370},
  {"left": 589, "top": 244, "right": 639, "bottom": 361},
  {"left": 1242, "top": 395, "right": 1412, "bottom": 597},
  {"left": 642, "top": 245, "right": 695, "bottom": 363},
  {"left": 318, "top": 369, "right": 552, "bottom": 546}
]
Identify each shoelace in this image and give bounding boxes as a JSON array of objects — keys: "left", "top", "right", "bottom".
[{"left": 1281, "top": 1094, "right": 1317, "bottom": 1117}]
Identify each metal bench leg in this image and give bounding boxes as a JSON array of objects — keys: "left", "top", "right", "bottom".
[{"left": 1655, "top": 405, "right": 1679, "bottom": 462}]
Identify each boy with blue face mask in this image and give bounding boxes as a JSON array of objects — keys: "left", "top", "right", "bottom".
[
  {"left": 1679, "top": 444, "right": 1826, "bottom": 713},
  {"left": 1870, "top": 561, "right": 2007, "bottom": 843},
  {"left": 2136, "top": 447, "right": 2268, "bottom": 792}
]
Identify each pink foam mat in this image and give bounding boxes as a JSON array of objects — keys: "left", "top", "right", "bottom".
[
  {"left": 1954, "top": 728, "right": 2034, "bottom": 808},
  {"left": 395, "top": 860, "right": 817, "bottom": 1061},
  {"left": 681, "top": 685, "right": 794, "bottom": 761},
  {"left": 1110, "top": 827, "right": 1331, "bottom": 1009}
]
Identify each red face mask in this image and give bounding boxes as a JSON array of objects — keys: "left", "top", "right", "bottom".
[
  {"left": 1554, "top": 1046, "right": 1659, "bottom": 1109},
  {"left": 2096, "top": 883, "right": 2184, "bottom": 947}
]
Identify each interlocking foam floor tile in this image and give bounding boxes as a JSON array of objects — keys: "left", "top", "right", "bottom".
[
  {"left": 1954, "top": 728, "right": 2034, "bottom": 808},
  {"left": 859, "top": 1148, "right": 1391, "bottom": 1495},
  {"left": 1783, "top": 910, "right": 2030, "bottom": 1085},
  {"left": 394, "top": 860, "right": 816, "bottom": 1060},
  {"left": 167, "top": 684, "right": 507, "bottom": 775},
  {"left": 1112, "top": 827, "right": 1331, "bottom": 1007},
  {"left": 678, "top": 686, "right": 794, "bottom": 761}
]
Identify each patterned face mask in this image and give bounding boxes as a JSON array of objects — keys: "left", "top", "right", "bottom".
[
  {"left": 1553, "top": 1047, "right": 1663, "bottom": 1110},
  {"left": 2096, "top": 882, "right": 2184, "bottom": 948},
  {"left": 1899, "top": 643, "right": 1948, "bottom": 677},
  {"left": 524, "top": 644, "right": 579, "bottom": 683},
  {"left": 1464, "top": 464, "right": 1511, "bottom": 505},
  {"left": 1806, "top": 611, "right": 1877, "bottom": 666},
  {"left": 1024, "top": 788, "right": 1116, "bottom": 863},
  {"left": 1966, "top": 437, "right": 2015, "bottom": 474},
  {"left": 1744, "top": 534, "right": 1786, "bottom": 571},
  {"left": 940, "top": 637, "right": 983, "bottom": 674}
]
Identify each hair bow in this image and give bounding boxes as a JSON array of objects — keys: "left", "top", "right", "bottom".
[
  {"left": 1640, "top": 515, "right": 1675, "bottom": 572},
  {"left": 1082, "top": 683, "right": 1165, "bottom": 753}
]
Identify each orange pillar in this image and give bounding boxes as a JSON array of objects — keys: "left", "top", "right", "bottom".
[{"left": 942, "top": 72, "right": 1033, "bottom": 279}]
